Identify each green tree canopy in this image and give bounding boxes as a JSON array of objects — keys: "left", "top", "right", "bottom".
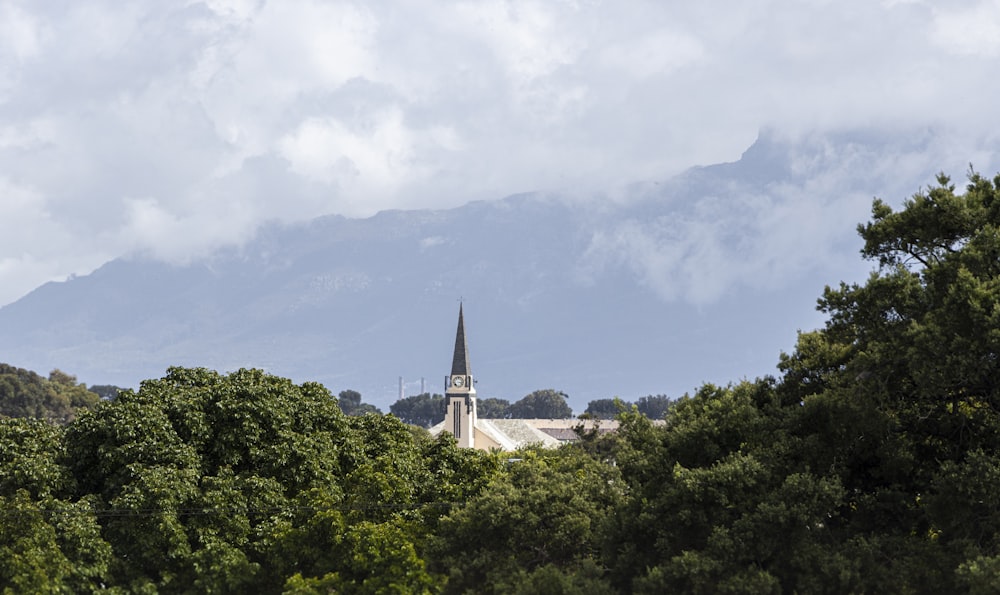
[
  {"left": 336, "top": 389, "right": 382, "bottom": 416},
  {"left": 0, "top": 418, "right": 112, "bottom": 591},
  {"left": 477, "top": 397, "right": 511, "bottom": 418},
  {"left": 509, "top": 389, "right": 573, "bottom": 419},
  {"left": 431, "top": 445, "right": 622, "bottom": 594},
  {"left": 635, "top": 394, "right": 672, "bottom": 419},
  {"left": 0, "top": 364, "right": 99, "bottom": 423},
  {"left": 48, "top": 370, "right": 99, "bottom": 413},
  {"left": 389, "top": 393, "right": 445, "bottom": 427},
  {"left": 601, "top": 171, "right": 1000, "bottom": 593},
  {"left": 583, "top": 398, "right": 629, "bottom": 419},
  {"left": 57, "top": 367, "right": 499, "bottom": 591}
]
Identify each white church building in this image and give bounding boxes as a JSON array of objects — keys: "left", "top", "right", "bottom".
[{"left": 428, "top": 305, "right": 618, "bottom": 451}]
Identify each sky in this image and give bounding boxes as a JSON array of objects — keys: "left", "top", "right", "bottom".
[{"left": 2, "top": 0, "right": 1000, "bottom": 307}]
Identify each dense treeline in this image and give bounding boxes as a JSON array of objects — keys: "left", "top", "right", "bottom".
[
  {"left": 582, "top": 395, "right": 672, "bottom": 419},
  {"left": 335, "top": 389, "right": 382, "bottom": 416},
  {"left": 390, "top": 389, "right": 580, "bottom": 427},
  {"left": 0, "top": 365, "right": 103, "bottom": 423},
  {"left": 3, "top": 172, "right": 1000, "bottom": 592}
]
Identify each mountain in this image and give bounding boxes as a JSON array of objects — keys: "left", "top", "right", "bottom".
[{"left": 0, "top": 130, "right": 950, "bottom": 411}]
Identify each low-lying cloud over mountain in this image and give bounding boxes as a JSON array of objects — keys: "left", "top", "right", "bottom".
[{"left": 1, "top": 130, "right": 988, "bottom": 410}]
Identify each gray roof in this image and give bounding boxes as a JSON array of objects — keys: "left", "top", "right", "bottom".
[
  {"left": 428, "top": 418, "right": 629, "bottom": 450},
  {"left": 537, "top": 428, "right": 583, "bottom": 441},
  {"left": 477, "top": 419, "right": 561, "bottom": 449}
]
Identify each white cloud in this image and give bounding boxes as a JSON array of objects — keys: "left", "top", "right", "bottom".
[
  {"left": 2, "top": 0, "right": 1000, "bottom": 305},
  {"left": 0, "top": 175, "right": 117, "bottom": 304},
  {"left": 930, "top": 0, "right": 1000, "bottom": 56},
  {"left": 453, "top": 0, "right": 584, "bottom": 84},
  {"left": 279, "top": 110, "right": 414, "bottom": 188},
  {"left": 0, "top": 176, "right": 49, "bottom": 243},
  {"left": 0, "top": 117, "right": 55, "bottom": 150},
  {"left": 0, "top": 2, "right": 47, "bottom": 61},
  {"left": 599, "top": 30, "right": 704, "bottom": 79},
  {"left": 582, "top": 131, "right": 993, "bottom": 305}
]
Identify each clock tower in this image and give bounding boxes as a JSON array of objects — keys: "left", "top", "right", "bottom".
[{"left": 444, "top": 303, "right": 477, "bottom": 448}]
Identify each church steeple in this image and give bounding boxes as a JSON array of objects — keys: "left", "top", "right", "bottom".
[
  {"left": 451, "top": 303, "right": 471, "bottom": 377},
  {"left": 445, "top": 303, "right": 477, "bottom": 448}
]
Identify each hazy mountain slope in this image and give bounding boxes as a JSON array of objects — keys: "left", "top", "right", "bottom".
[{"left": 0, "top": 131, "right": 946, "bottom": 410}]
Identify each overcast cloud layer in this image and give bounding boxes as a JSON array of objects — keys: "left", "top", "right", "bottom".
[{"left": 2, "top": 0, "right": 1000, "bottom": 306}]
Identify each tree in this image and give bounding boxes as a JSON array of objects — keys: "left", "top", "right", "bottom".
[
  {"left": 606, "top": 381, "right": 857, "bottom": 593},
  {"left": 477, "top": 397, "right": 511, "bottom": 418},
  {"left": 0, "top": 418, "right": 70, "bottom": 500},
  {"left": 62, "top": 367, "right": 352, "bottom": 590},
  {"left": 600, "top": 171, "right": 1000, "bottom": 593},
  {"left": 267, "top": 402, "right": 499, "bottom": 593},
  {"left": 635, "top": 394, "right": 672, "bottom": 419},
  {"left": 0, "top": 366, "right": 503, "bottom": 592},
  {"left": 0, "top": 490, "right": 74, "bottom": 593},
  {"left": 337, "top": 389, "right": 382, "bottom": 416},
  {"left": 431, "top": 446, "right": 622, "bottom": 594},
  {"left": 508, "top": 389, "right": 573, "bottom": 419},
  {"left": 0, "top": 363, "right": 99, "bottom": 423},
  {"left": 583, "top": 398, "right": 629, "bottom": 420},
  {"left": 779, "top": 170, "right": 1000, "bottom": 591},
  {"left": 0, "top": 419, "right": 113, "bottom": 592},
  {"left": 390, "top": 393, "right": 445, "bottom": 427},
  {"left": 272, "top": 429, "right": 499, "bottom": 594},
  {"left": 48, "top": 370, "right": 100, "bottom": 412},
  {"left": 282, "top": 519, "right": 438, "bottom": 594}
]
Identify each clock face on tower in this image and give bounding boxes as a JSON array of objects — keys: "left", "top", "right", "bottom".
[{"left": 452, "top": 376, "right": 465, "bottom": 388}]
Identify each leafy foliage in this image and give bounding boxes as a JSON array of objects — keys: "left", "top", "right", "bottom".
[
  {"left": 430, "top": 446, "right": 622, "bottom": 594},
  {"left": 583, "top": 398, "right": 625, "bottom": 419},
  {"left": 0, "top": 418, "right": 69, "bottom": 499},
  {"left": 584, "top": 396, "right": 672, "bottom": 420},
  {"left": 390, "top": 392, "right": 445, "bottom": 427},
  {"left": 0, "top": 367, "right": 503, "bottom": 592},
  {"left": 336, "top": 389, "right": 382, "bottom": 415},
  {"left": 597, "top": 171, "right": 1000, "bottom": 592},
  {"left": 477, "top": 397, "right": 512, "bottom": 418},
  {"left": 0, "top": 364, "right": 100, "bottom": 423},
  {"left": 0, "top": 419, "right": 112, "bottom": 592},
  {"left": 508, "top": 389, "right": 573, "bottom": 419},
  {"left": 634, "top": 394, "right": 672, "bottom": 419}
]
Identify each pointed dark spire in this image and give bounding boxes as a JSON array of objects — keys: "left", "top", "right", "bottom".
[{"left": 451, "top": 303, "right": 471, "bottom": 376}]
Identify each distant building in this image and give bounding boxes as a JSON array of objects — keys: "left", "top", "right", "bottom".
[{"left": 430, "top": 304, "right": 617, "bottom": 451}]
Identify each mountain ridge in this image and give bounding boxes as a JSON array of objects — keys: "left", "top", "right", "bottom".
[{"left": 0, "top": 130, "right": 951, "bottom": 409}]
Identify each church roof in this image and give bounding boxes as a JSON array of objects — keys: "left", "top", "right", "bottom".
[
  {"left": 428, "top": 418, "right": 630, "bottom": 451},
  {"left": 451, "top": 304, "right": 471, "bottom": 376},
  {"left": 477, "top": 419, "right": 561, "bottom": 449}
]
